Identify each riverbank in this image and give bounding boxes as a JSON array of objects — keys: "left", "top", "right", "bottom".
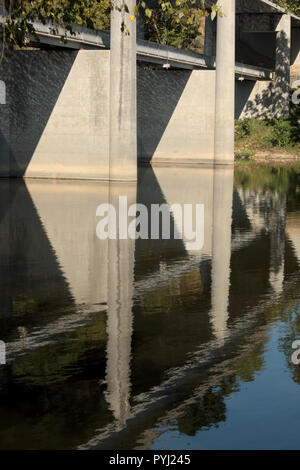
[
  {"left": 235, "top": 111, "right": 300, "bottom": 163},
  {"left": 235, "top": 150, "right": 300, "bottom": 164}
]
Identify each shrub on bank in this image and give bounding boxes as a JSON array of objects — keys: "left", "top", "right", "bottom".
[{"left": 235, "top": 107, "right": 300, "bottom": 155}]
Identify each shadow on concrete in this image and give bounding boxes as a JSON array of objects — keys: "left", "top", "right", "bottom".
[
  {"left": 241, "top": 30, "right": 290, "bottom": 118},
  {"left": 0, "top": 50, "right": 78, "bottom": 176},
  {"left": 236, "top": 32, "right": 276, "bottom": 69},
  {"left": 235, "top": 80, "right": 256, "bottom": 119},
  {"left": 137, "top": 67, "right": 191, "bottom": 163}
]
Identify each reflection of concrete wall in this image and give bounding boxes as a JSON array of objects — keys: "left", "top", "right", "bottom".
[
  {"left": 25, "top": 180, "right": 109, "bottom": 307},
  {"left": 0, "top": 180, "right": 75, "bottom": 318},
  {"left": 269, "top": 193, "right": 286, "bottom": 295},
  {"left": 0, "top": 50, "right": 110, "bottom": 179},
  {"left": 286, "top": 212, "right": 300, "bottom": 264},
  {"left": 137, "top": 69, "right": 216, "bottom": 165},
  {"left": 152, "top": 166, "right": 214, "bottom": 257},
  {"left": 20, "top": 179, "right": 136, "bottom": 426}
]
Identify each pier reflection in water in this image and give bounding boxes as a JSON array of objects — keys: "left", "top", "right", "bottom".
[{"left": 0, "top": 164, "right": 300, "bottom": 449}]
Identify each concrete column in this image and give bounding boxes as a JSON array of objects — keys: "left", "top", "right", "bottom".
[
  {"left": 109, "top": 0, "right": 137, "bottom": 181},
  {"left": 105, "top": 182, "right": 136, "bottom": 428},
  {"left": 275, "top": 14, "right": 291, "bottom": 117},
  {"left": 204, "top": 16, "right": 217, "bottom": 57},
  {"left": 214, "top": 0, "right": 235, "bottom": 165},
  {"left": 210, "top": 167, "right": 234, "bottom": 343}
]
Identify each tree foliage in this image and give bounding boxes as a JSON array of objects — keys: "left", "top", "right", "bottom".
[
  {"left": 143, "top": 1, "right": 210, "bottom": 52},
  {"left": 3, "top": 1, "right": 298, "bottom": 54},
  {"left": 274, "top": 0, "right": 300, "bottom": 16},
  {"left": 0, "top": 0, "right": 111, "bottom": 50},
  {"left": 0, "top": 0, "right": 219, "bottom": 52}
]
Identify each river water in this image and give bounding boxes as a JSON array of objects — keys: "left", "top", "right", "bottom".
[{"left": 0, "top": 164, "right": 300, "bottom": 450}]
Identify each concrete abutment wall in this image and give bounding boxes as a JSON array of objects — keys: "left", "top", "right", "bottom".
[
  {"left": 137, "top": 68, "right": 216, "bottom": 166},
  {"left": 0, "top": 5, "right": 297, "bottom": 179},
  {"left": 0, "top": 49, "right": 110, "bottom": 179},
  {"left": 0, "top": 47, "right": 292, "bottom": 178}
]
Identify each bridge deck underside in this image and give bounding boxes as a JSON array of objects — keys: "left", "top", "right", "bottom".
[{"left": 0, "top": 15, "right": 274, "bottom": 81}]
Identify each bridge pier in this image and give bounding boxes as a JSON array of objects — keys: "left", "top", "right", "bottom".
[
  {"left": 214, "top": 0, "right": 236, "bottom": 165},
  {"left": 275, "top": 14, "right": 291, "bottom": 116},
  {"left": 109, "top": 0, "right": 137, "bottom": 181}
]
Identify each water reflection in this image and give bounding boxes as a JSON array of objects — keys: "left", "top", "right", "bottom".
[
  {"left": 210, "top": 168, "right": 234, "bottom": 342},
  {"left": 1, "top": 164, "right": 300, "bottom": 449},
  {"left": 105, "top": 183, "right": 136, "bottom": 428}
]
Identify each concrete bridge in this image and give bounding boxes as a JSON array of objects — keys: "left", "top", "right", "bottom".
[{"left": 0, "top": 0, "right": 299, "bottom": 181}]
